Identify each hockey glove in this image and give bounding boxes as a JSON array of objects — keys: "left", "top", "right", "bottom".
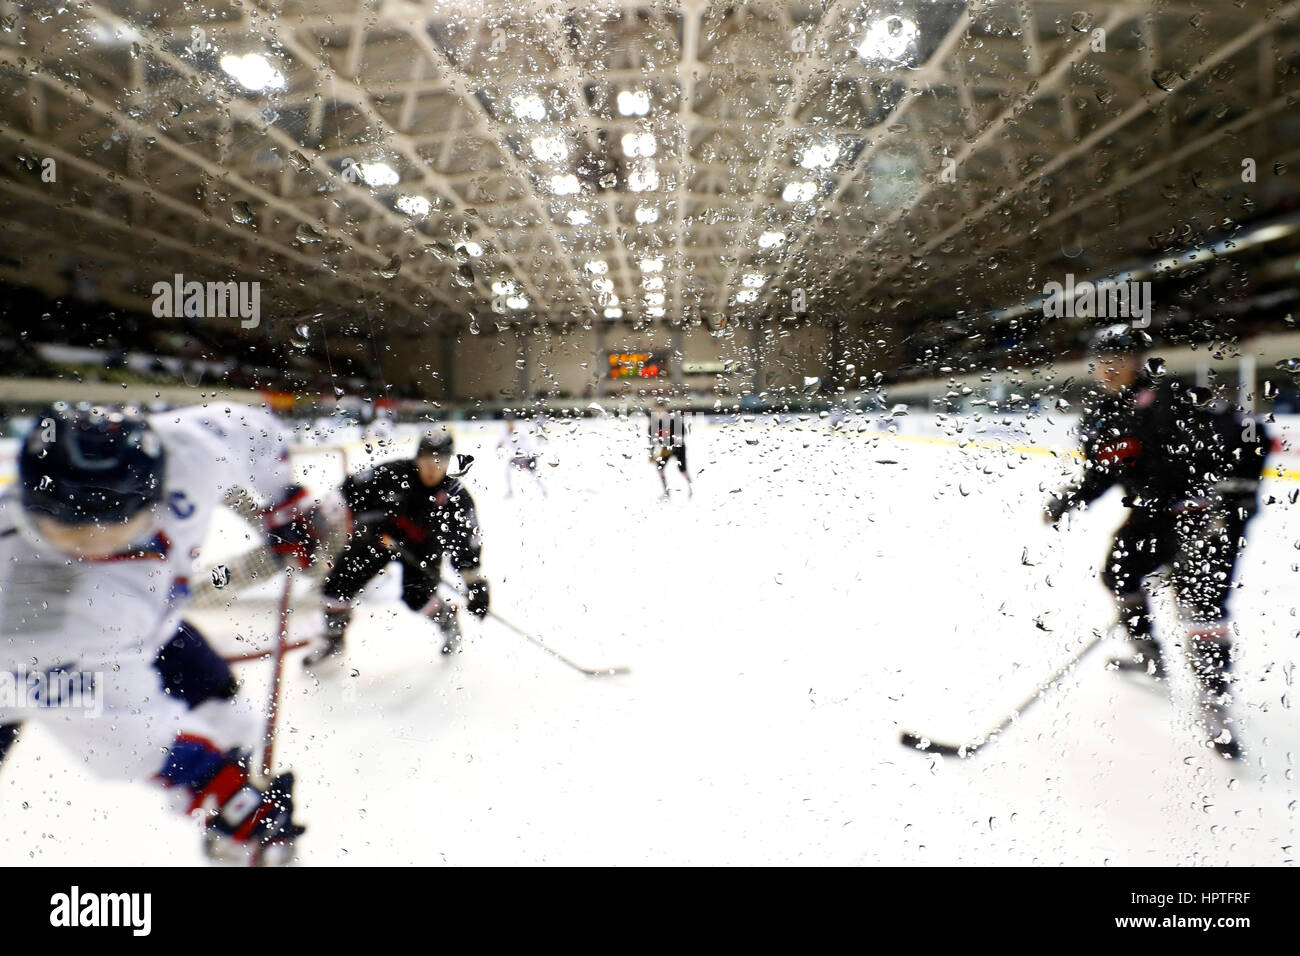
[
  {"left": 1043, "top": 496, "right": 1071, "bottom": 526},
  {"left": 260, "top": 485, "right": 320, "bottom": 569},
  {"left": 465, "top": 576, "right": 490, "bottom": 619}
]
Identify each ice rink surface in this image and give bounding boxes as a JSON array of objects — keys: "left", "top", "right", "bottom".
[{"left": 2, "top": 413, "right": 1297, "bottom": 866}]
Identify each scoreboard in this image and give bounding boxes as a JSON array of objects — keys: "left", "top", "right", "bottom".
[{"left": 606, "top": 350, "right": 667, "bottom": 379}]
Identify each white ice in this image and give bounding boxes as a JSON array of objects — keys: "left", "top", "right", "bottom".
[{"left": 1, "top": 414, "right": 1297, "bottom": 865}]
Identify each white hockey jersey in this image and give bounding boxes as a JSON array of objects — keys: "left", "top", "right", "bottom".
[{"left": 0, "top": 404, "right": 298, "bottom": 777}]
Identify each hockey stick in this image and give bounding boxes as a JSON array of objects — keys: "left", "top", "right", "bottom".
[
  {"left": 259, "top": 570, "right": 295, "bottom": 778},
  {"left": 900, "top": 631, "right": 1104, "bottom": 758},
  {"left": 382, "top": 539, "right": 630, "bottom": 677},
  {"left": 225, "top": 640, "right": 310, "bottom": 665}
]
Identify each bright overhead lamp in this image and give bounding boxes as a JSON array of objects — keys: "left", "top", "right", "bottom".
[
  {"left": 628, "top": 164, "right": 659, "bottom": 192},
  {"left": 492, "top": 279, "right": 518, "bottom": 295},
  {"left": 567, "top": 210, "right": 591, "bottom": 226},
  {"left": 585, "top": 259, "right": 609, "bottom": 275},
  {"left": 617, "top": 89, "right": 651, "bottom": 116},
  {"left": 736, "top": 289, "right": 758, "bottom": 303},
  {"left": 782, "top": 181, "right": 817, "bottom": 203},
  {"left": 647, "top": 307, "right": 666, "bottom": 318},
  {"left": 639, "top": 257, "right": 664, "bottom": 273},
  {"left": 507, "top": 295, "right": 529, "bottom": 310},
  {"left": 511, "top": 94, "right": 547, "bottom": 121},
  {"left": 856, "top": 16, "right": 918, "bottom": 62},
  {"left": 456, "top": 240, "right": 484, "bottom": 258},
  {"left": 742, "top": 272, "right": 767, "bottom": 288},
  {"left": 396, "top": 195, "right": 430, "bottom": 217},
  {"left": 758, "top": 230, "right": 786, "bottom": 248},
  {"left": 220, "top": 53, "right": 286, "bottom": 92},
  {"left": 592, "top": 277, "right": 615, "bottom": 294},
  {"left": 531, "top": 135, "right": 568, "bottom": 163},
  {"left": 644, "top": 292, "right": 665, "bottom": 306},
  {"left": 550, "top": 174, "right": 580, "bottom": 195},
  {"left": 621, "top": 131, "right": 657, "bottom": 158},
  {"left": 635, "top": 205, "right": 660, "bottom": 224},
  {"left": 604, "top": 307, "right": 624, "bottom": 318},
  {"left": 352, "top": 161, "right": 399, "bottom": 187},
  {"left": 800, "top": 142, "right": 840, "bottom": 170},
  {"left": 642, "top": 276, "right": 664, "bottom": 291}
]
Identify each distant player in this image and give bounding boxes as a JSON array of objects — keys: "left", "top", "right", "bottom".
[
  {"left": 498, "top": 417, "right": 546, "bottom": 498},
  {"left": 649, "top": 401, "right": 692, "bottom": 499},
  {"left": 0, "top": 404, "right": 315, "bottom": 860},
  {"left": 305, "top": 426, "right": 490, "bottom": 665},
  {"left": 1044, "top": 326, "right": 1267, "bottom": 758}
]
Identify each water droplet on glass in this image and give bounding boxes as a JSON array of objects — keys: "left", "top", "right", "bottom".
[
  {"left": 210, "top": 564, "right": 231, "bottom": 589},
  {"left": 291, "top": 324, "right": 311, "bottom": 349},
  {"left": 454, "top": 263, "right": 475, "bottom": 288},
  {"left": 449, "top": 454, "right": 475, "bottom": 477},
  {"left": 377, "top": 256, "right": 401, "bottom": 279},
  {"left": 1146, "top": 357, "right": 1166, "bottom": 378},
  {"left": 232, "top": 202, "right": 254, "bottom": 224},
  {"left": 295, "top": 223, "right": 322, "bottom": 243},
  {"left": 1070, "top": 11, "right": 1093, "bottom": 32}
]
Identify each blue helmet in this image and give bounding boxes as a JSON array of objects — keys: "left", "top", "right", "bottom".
[{"left": 19, "top": 405, "right": 166, "bottom": 525}]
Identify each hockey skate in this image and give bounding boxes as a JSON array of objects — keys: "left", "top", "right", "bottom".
[
  {"left": 435, "top": 602, "right": 463, "bottom": 656},
  {"left": 1106, "top": 636, "right": 1167, "bottom": 684},
  {"left": 301, "top": 633, "right": 344, "bottom": 670}
]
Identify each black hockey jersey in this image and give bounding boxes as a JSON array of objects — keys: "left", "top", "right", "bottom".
[
  {"left": 341, "top": 459, "right": 482, "bottom": 570},
  {"left": 1063, "top": 377, "right": 1268, "bottom": 511}
]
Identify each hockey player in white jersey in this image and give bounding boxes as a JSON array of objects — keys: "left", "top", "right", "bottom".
[
  {"left": 0, "top": 403, "right": 315, "bottom": 861},
  {"left": 498, "top": 417, "right": 547, "bottom": 498}
]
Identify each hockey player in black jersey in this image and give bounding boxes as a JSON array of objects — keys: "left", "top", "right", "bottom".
[
  {"left": 649, "top": 400, "right": 692, "bottom": 499},
  {"left": 304, "top": 426, "right": 490, "bottom": 666},
  {"left": 1044, "top": 325, "right": 1268, "bottom": 758}
]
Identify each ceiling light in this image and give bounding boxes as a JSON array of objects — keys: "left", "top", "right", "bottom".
[
  {"left": 567, "top": 210, "right": 591, "bottom": 226},
  {"left": 621, "top": 131, "right": 657, "bottom": 158},
  {"left": 604, "top": 307, "right": 624, "bottom": 318},
  {"left": 396, "top": 195, "right": 430, "bottom": 217},
  {"left": 635, "top": 205, "right": 660, "bottom": 224},
  {"left": 782, "top": 181, "right": 817, "bottom": 203},
  {"left": 800, "top": 142, "right": 840, "bottom": 170},
  {"left": 758, "top": 230, "right": 786, "bottom": 248},
  {"left": 736, "top": 289, "right": 758, "bottom": 303},
  {"left": 644, "top": 292, "right": 665, "bottom": 306},
  {"left": 742, "top": 272, "right": 767, "bottom": 288},
  {"left": 647, "top": 307, "right": 666, "bottom": 318},
  {"left": 550, "top": 174, "right": 580, "bottom": 195},
  {"left": 617, "top": 89, "right": 651, "bottom": 117},
  {"left": 628, "top": 164, "right": 659, "bottom": 192},
  {"left": 511, "top": 94, "right": 547, "bottom": 121},
  {"left": 531, "top": 135, "right": 568, "bottom": 163},
  {"left": 492, "top": 279, "right": 518, "bottom": 295},
  {"left": 639, "top": 257, "right": 664, "bottom": 273},
  {"left": 220, "top": 53, "right": 286, "bottom": 92},
  {"left": 642, "top": 276, "right": 664, "bottom": 291},
  {"left": 856, "top": 16, "right": 918, "bottom": 62},
  {"left": 353, "top": 161, "right": 399, "bottom": 187},
  {"left": 585, "top": 259, "right": 609, "bottom": 275},
  {"left": 456, "top": 240, "right": 484, "bottom": 258},
  {"left": 592, "top": 277, "right": 615, "bottom": 294},
  {"left": 507, "top": 295, "right": 529, "bottom": 310}
]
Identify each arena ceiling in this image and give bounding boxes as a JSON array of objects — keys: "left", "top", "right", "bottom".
[{"left": 2, "top": 0, "right": 1300, "bottom": 368}]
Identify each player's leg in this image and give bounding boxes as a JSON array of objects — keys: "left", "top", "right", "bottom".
[
  {"left": 505, "top": 457, "right": 515, "bottom": 497},
  {"left": 307, "top": 531, "right": 391, "bottom": 667},
  {"left": 652, "top": 449, "right": 670, "bottom": 498},
  {"left": 400, "top": 552, "right": 461, "bottom": 654},
  {"left": 1103, "top": 510, "right": 1177, "bottom": 679},
  {"left": 675, "top": 445, "right": 692, "bottom": 496},
  {"left": 1173, "top": 504, "right": 1253, "bottom": 757}
]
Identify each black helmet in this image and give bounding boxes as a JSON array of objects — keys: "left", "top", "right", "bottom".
[
  {"left": 416, "top": 426, "right": 453, "bottom": 457},
  {"left": 1087, "top": 323, "right": 1139, "bottom": 356},
  {"left": 19, "top": 404, "right": 166, "bottom": 525}
]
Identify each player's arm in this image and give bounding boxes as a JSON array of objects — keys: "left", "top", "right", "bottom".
[
  {"left": 1044, "top": 428, "right": 1123, "bottom": 524},
  {"left": 197, "top": 404, "right": 321, "bottom": 567}
]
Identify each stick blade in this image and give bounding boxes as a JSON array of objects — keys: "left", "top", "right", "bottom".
[
  {"left": 584, "top": 665, "right": 632, "bottom": 678},
  {"left": 899, "top": 731, "right": 975, "bottom": 757}
]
